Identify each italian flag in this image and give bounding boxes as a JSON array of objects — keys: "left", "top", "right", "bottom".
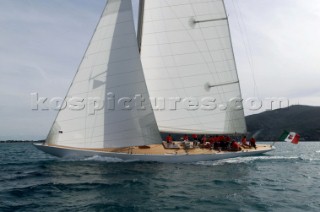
[{"left": 279, "top": 131, "right": 300, "bottom": 144}]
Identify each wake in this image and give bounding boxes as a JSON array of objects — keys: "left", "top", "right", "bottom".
[{"left": 195, "top": 155, "right": 301, "bottom": 166}]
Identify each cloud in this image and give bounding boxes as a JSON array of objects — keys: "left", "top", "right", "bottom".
[
  {"left": 1, "top": 0, "right": 319, "bottom": 139},
  {"left": 226, "top": 0, "right": 320, "bottom": 104}
]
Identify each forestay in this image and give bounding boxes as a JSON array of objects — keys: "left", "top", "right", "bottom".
[
  {"left": 46, "top": 0, "right": 161, "bottom": 148},
  {"left": 140, "top": 0, "right": 247, "bottom": 134}
]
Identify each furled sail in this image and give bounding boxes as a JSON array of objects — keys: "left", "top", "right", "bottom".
[
  {"left": 140, "top": 0, "right": 247, "bottom": 134},
  {"left": 46, "top": 0, "right": 161, "bottom": 148}
]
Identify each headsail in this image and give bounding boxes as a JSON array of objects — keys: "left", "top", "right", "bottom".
[
  {"left": 140, "top": 0, "right": 247, "bottom": 134},
  {"left": 46, "top": 0, "right": 161, "bottom": 148}
]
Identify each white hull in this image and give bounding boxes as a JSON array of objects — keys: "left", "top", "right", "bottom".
[{"left": 34, "top": 143, "right": 275, "bottom": 163}]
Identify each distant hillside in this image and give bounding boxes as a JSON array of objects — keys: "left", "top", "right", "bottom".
[{"left": 246, "top": 105, "right": 320, "bottom": 141}]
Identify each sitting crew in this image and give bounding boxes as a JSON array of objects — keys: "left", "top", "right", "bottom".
[
  {"left": 231, "top": 140, "right": 241, "bottom": 151},
  {"left": 209, "top": 136, "right": 215, "bottom": 145},
  {"left": 192, "top": 134, "right": 199, "bottom": 147},
  {"left": 219, "top": 135, "right": 225, "bottom": 142},
  {"left": 226, "top": 140, "right": 231, "bottom": 150},
  {"left": 213, "top": 140, "right": 220, "bottom": 150},
  {"left": 221, "top": 140, "right": 228, "bottom": 150},
  {"left": 224, "top": 136, "right": 231, "bottom": 150},
  {"left": 204, "top": 141, "right": 211, "bottom": 149},
  {"left": 166, "top": 134, "right": 173, "bottom": 144},
  {"left": 250, "top": 137, "right": 257, "bottom": 149},
  {"left": 192, "top": 134, "right": 198, "bottom": 141},
  {"left": 201, "top": 135, "right": 207, "bottom": 145},
  {"left": 183, "top": 134, "right": 189, "bottom": 141},
  {"left": 241, "top": 136, "right": 250, "bottom": 148},
  {"left": 225, "top": 136, "right": 231, "bottom": 142}
]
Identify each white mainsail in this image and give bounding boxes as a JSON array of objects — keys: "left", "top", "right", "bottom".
[
  {"left": 140, "top": 0, "right": 247, "bottom": 134},
  {"left": 46, "top": 0, "right": 161, "bottom": 148}
]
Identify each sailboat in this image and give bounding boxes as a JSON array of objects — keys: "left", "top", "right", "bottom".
[{"left": 34, "top": 0, "right": 274, "bottom": 163}]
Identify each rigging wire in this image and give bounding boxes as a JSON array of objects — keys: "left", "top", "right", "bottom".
[{"left": 231, "top": 0, "right": 260, "bottom": 98}]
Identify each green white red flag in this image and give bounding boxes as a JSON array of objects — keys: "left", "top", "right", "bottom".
[{"left": 279, "top": 131, "right": 300, "bottom": 144}]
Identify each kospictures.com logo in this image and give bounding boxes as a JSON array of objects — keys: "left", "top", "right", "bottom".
[{"left": 31, "top": 92, "right": 289, "bottom": 115}]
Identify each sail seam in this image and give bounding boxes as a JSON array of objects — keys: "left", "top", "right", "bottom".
[
  {"left": 73, "top": 69, "right": 145, "bottom": 84},
  {"left": 145, "top": 1, "right": 224, "bottom": 11},
  {"left": 142, "top": 24, "right": 228, "bottom": 35},
  {"left": 95, "top": 18, "right": 136, "bottom": 29},
  {"left": 85, "top": 44, "right": 138, "bottom": 57},
  {"left": 89, "top": 32, "right": 137, "bottom": 45},
  {"left": 143, "top": 59, "right": 235, "bottom": 70},
  {"left": 141, "top": 47, "right": 233, "bottom": 58},
  {"left": 146, "top": 82, "right": 239, "bottom": 93},
  {"left": 158, "top": 111, "right": 244, "bottom": 122}
]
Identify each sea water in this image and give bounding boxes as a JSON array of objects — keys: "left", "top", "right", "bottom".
[{"left": 0, "top": 142, "right": 319, "bottom": 212}]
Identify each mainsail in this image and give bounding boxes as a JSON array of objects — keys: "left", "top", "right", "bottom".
[
  {"left": 140, "top": 0, "right": 247, "bottom": 134},
  {"left": 46, "top": 0, "right": 161, "bottom": 148}
]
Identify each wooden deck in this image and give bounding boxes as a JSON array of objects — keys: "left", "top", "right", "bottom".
[{"left": 48, "top": 142, "right": 273, "bottom": 156}]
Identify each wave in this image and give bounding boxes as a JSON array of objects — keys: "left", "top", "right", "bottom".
[
  {"left": 194, "top": 155, "right": 301, "bottom": 166},
  {"left": 84, "top": 155, "right": 124, "bottom": 162},
  {"left": 83, "top": 155, "right": 140, "bottom": 163},
  {"left": 54, "top": 155, "right": 136, "bottom": 163},
  {"left": 51, "top": 155, "right": 310, "bottom": 165}
]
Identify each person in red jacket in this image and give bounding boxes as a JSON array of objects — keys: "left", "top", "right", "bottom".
[
  {"left": 241, "top": 136, "right": 250, "bottom": 148},
  {"left": 192, "top": 134, "right": 198, "bottom": 141},
  {"left": 201, "top": 135, "right": 207, "bottom": 144},
  {"left": 231, "top": 140, "right": 241, "bottom": 151},
  {"left": 209, "top": 136, "right": 215, "bottom": 144},
  {"left": 225, "top": 136, "right": 231, "bottom": 142},
  {"left": 250, "top": 137, "right": 257, "bottom": 149},
  {"left": 192, "top": 134, "right": 199, "bottom": 146},
  {"left": 166, "top": 134, "right": 173, "bottom": 144},
  {"left": 183, "top": 134, "right": 189, "bottom": 141}
]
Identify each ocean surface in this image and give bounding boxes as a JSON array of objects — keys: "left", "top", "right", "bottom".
[{"left": 0, "top": 143, "right": 319, "bottom": 212}]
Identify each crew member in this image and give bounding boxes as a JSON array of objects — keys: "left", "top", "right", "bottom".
[
  {"left": 231, "top": 140, "right": 241, "bottom": 151},
  {"left": 201, "top": 135, "right": 207, "bottom": 144},
  {"left": 183, "top": 134, "right": 189, "bottom": 141},
  {"left": 192, "top": 134, "right": 199, "bottom": 146},
  {"left": 250, "top": 137, "right": 257, "bottom": 149},
  {"left": 241, "top": 136, "right": 250, "bottom": 148},
  {"left": 192, "top": 134, "right": 198, "bottom": 141},
  {"left": 166, "top": 134, "right": 173, "bottom": 144}
]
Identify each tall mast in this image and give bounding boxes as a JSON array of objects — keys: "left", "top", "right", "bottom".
[{"left": 137, "top": 0, "right": 145, "bottom": 52}]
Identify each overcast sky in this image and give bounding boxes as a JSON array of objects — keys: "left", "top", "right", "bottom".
[{"left": 0, "top": 0, "right": 319, "bottom": 140}]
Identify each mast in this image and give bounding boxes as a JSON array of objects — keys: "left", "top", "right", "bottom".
[
  {"left": 222, "top": 0, "right": 248, "bottom": 134},
  {"left": 137, "top": 0, "right": 145, "bottom": 52}
]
